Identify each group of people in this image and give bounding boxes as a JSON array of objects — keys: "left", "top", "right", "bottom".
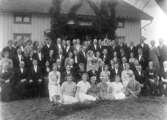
[{"left": 0, "top": 36, "right": 167, "bottom": 103}]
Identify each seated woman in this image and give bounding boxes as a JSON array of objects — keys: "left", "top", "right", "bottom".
[
  {"left": 87, "top": 76, "right": 99, "bottom": 99},
  {"left": 48, "top": 63, "right": 61, "bottom": 104},
  {"left": 97, "top": 74, "right": 113, "bottom": 100},
  {"left": 100, "top": 65, "right": 110, "bottom": 81},
  {"left": 61, "top": 75, "right": 78, "bottom": 104},
  {"left": 0, "top": 62, "right": 15, "bottom": 102},
  {"left": 86, "top": 50, "right": 95, "bottom": 72},
  {"left": 76, "top": 73, "right": 96, "bottom": 103},
  {"left": 111, "top": 76, "right": 126, "bottom": 100},
  {"left": 125, "top": 73, "right": 142, "bottom": 98},
  {"left": 64, "top": 52, "right": 74, "bottom": 68},
  {"left": 121, "top": 63, "right": 134, "bottom": 88}
]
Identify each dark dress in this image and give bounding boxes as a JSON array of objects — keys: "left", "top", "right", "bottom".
[
  {"left": 160, "top": 69, "right": 167, "bottom": 96},
  {"left": 146, "top": 68, "right": 159, "bottom": 95},
  {"left": 0, "top": 69, "right": 15, "bottom": 102}
]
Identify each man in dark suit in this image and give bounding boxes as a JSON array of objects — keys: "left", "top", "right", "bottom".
[
  {"left": 120, "top": 57, "right": 128, "bottom": 71},
  {"left": 137, "top": 36, "right": 149, "bottom": 67},
  {"left": 64, "top": 40, "right": 73, "bottom": 57},
  {"left": 78, "top": 46, "right": 87, "bottom": 66},
  {"left": 158, "top": 39, "right": 167, "bottom": 67},
  {"left": 146, "top": 61, "right": 159, "bottom": 96},
  {"left": 101, "top": 48, "right": 110, "bottom": 65},
  {"left": 90, "top": 38, "right": 99, "bottom": 54},
  {"left": 32, "top": 47, "right": 45, "bottom": 74},
  {"left": 13, "top": 47, "right": 24, "bottom": 68},
  {"left": 98, "top": 39, "right": 104, "bottom": 54},
  {"left": 47, "top": 49, "right": 56, "bottom": 68},
  {"left": 42, "top": 38, "right": 54, "bottom": 62},
  {"left": 56, "top": 49, "right": 65, "bottom": 67},
  {"left": 134, "top": 65, "right": 147, "bottom": 96},
  {"left": 128, "top": 41, "right": 137, "bottom": 58},
  {"left": 15, "top": 61, "right": 28, "bottom": 99},
  {"left": 137, "top": 47, "right": 147, "bottom": 70},
  {"left": 110, "top": 62, "right": 122, "bottom": 82},
  {"left": 28, "top": 59, "right": 43, "bottom": 97}
]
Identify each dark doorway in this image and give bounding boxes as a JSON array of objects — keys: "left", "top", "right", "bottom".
[{"left": 64, "top": 25, "right": 100, "bottom": 41}]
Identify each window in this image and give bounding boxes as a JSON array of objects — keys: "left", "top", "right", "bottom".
[
  {"left": 117, "top": 19, "right": 125, "bottom": 28},
  {"left": 14, "top": 14, "right": 32, "bottom": 24},
  {"left": 14, "top": 33, "right": 31, "bottom": 41}
]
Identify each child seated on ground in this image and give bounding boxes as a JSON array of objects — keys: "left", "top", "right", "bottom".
[
  {"left": 97, "top": 74, "right": 113, "bottom": 100},
  {"left": 87, "top": 76, "right": 99, "bottom": 99},
  {"left": 110, "top": 76, "right": 126, "bottom": 100},
  {"left": 125, "top": 73, "right": 142, "bottom": 98},
  {"left": 61, "top": 75, "right": 78, "bottom": 104},
  {"left": 76, "top": 73, "right": 96, "bottom": 103}
]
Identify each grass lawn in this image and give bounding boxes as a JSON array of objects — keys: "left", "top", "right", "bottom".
[{"left": 1, "top": 97, "right": 167, "bottom": 120}]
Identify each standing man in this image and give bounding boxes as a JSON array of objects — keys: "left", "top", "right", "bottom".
[{"left": 137, "top": 36, "right": 149, "bottom": 69}]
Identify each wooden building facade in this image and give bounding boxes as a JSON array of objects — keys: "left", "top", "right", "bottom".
[{"left": 0, "top": 0, "right": 152, "bottom": 50}]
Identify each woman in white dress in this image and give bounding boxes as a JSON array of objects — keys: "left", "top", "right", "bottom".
[
  {"left": 111, "top": 76, "right": 126, "bottom": 100},
  {"left": 98, "top": 74, "right": 112, "bottom": 100},
  {"left": 48, "top": 63, "right": 61, "bottom": 104},
  {"left": 76, "top": 73, "right": 96, "bottom": 102},
  {"left": 95, "top": 51, "right": 103, "bottom": 71},
  {"left": 64, "top": 52, "right": 74, "bottom": 68},
  {"left": 61, "top": 75, "right": 78, "bottom": 104},
  {"left": 86, "top": 50, "right": 95, "bottom": 72},
  {"left": 100, "top": 65, "right": 110, "bottom": 81}
]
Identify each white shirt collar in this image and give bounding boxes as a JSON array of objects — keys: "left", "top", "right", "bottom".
[{"left": 20, "top": 68, "right": 24, "bottom": 72}]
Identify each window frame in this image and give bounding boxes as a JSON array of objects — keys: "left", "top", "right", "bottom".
[
  {"left": 13, "top": 33, "right": 32, "bottom": 41},
  {"left": 14, "top": 14, "right": 32, "bottom": 24}
]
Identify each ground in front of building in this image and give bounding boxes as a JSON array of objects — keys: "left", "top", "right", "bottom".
[{"left": 1, "top": 97, "right": 167, "bottom": 120}]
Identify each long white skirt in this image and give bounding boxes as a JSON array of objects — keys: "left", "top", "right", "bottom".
[
  {"left": 78, "top": 93, "right": 96, "bottom": 102},
  {"left": 62, "top": 95, "right": 78, "bottom": 105},
  {"left": 48, "top": 85, "right": 61, "bottom": 102}
]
